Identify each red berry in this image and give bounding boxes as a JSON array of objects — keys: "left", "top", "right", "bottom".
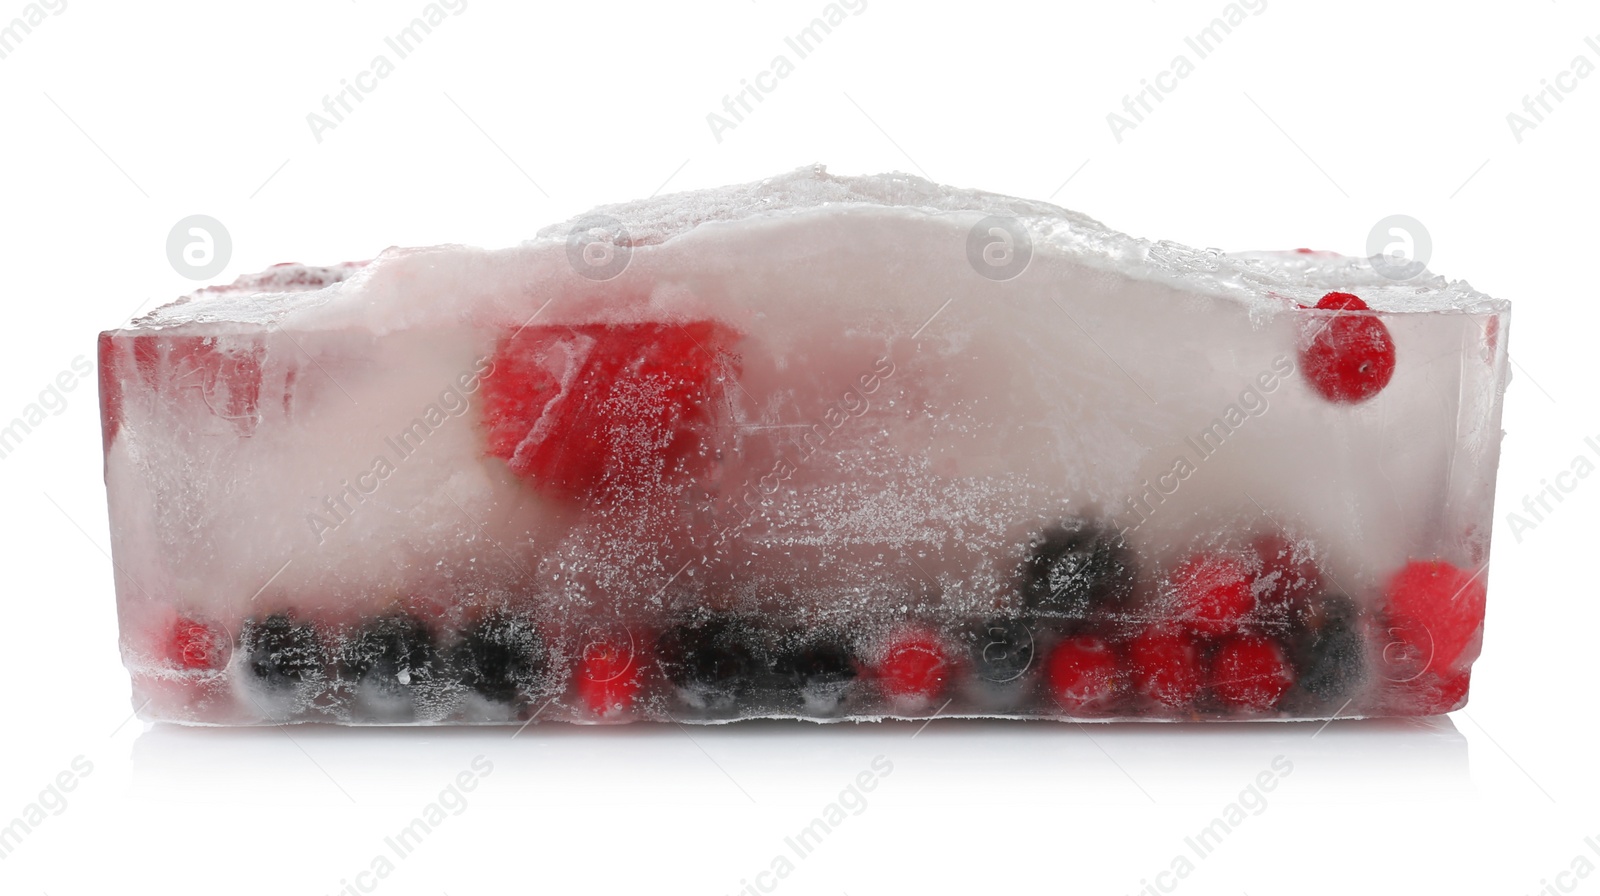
[
  {"left": 1210, "top": 635, "right": 1294, "bottom": 711},
  {"left": 575, "top": 636, "right": 642, "bottom": 717},
  {"left": 1384, "top": 669, "right": 1471, "bottom": 715},
  {"left": 1384, "top": 559, "right": 1486, "bottom": 676},
  {"left": 1299, "top": 291, "right": 1396, "bottom": 403},
  {"left": 1045, "top": 635, "right": 1124, "bottom": 715},
  {"left": 1128, "top": 628, "right": 1202, "bottom": 709},
  {"left": 165, "top": 617, "right": 227, "bottom": 671},
  {"left": 481, "top": 320, "right": 740, "bottom": 501},
  {"left": 1167, "top": 553, "right": 1255, "bottom": 637},
  {"left": 1315, "top": 291, "right": 1368, "bottom": 311},
  {"left": 1250, "top": 534, "right": 1320, "bottom": 605},
  {"left": 877, "top": 631, "right": 951, "bottom": 700}
]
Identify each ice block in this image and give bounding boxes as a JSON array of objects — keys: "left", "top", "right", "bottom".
[{"left": 99, "top": 167, "right": 1509, "bottom": 725}]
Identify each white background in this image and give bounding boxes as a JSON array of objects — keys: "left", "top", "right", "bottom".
[{"left": 0, "top": 1, "right": 1594, "bottom": 894}]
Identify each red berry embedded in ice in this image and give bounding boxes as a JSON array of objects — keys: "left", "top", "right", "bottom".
[
  {"left": 877, "top": 631, "right": 951, "bottom": 700},
  {"left": 1384, "top": 559, "right": 1487, "bottom": 676},
  {"left": 165, "top": 617, "right": 227, "bottom": 671},
  {"left": 1167, "top": 553, "right": 1255, "bottom": 637},
  {"left": 481, "top": 320, "right": 741, "bottom": 501},
  {"left": 1128, "top": 628, "right": 1202, "bottom": 710},
  {"left": 1384, "top": 669, "right": 1471, "bottom": 715},
  {"left": 575, "top": 637, "right": 642, "bottom": 717},
  {"left": 1045, "top": 635, "right": 1124, "bottom": 715},
  {"left": 1315, "top": 291, "right": 1367, "bottom": 312},
  {"left": 1250, "top": 534, "right": 1320, "bottom": 605},
  {"left": 1209, "top": 635, "right": 1294, "bottom": 711},
  {"left": 1298, "top": 291, "right": 1396, "bottom": 404}
]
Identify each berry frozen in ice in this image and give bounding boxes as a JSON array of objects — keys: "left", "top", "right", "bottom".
[
  {"left": 165, "top": 616, "right": 228, "bottom": 672},
  {"left": 241, "top": 614, "right": 323, "bottom": 691},
  {"left": 575, "top": 633, "right": 643, "bottom": 717},
  {"left": 1209, "top": 634, "right": 1294, "bottom": 711},
  {"left": 481, "top": 321, "right": 740, "bottom": 501},
  {"left": 962, "top": 616, "right": 1035, "bottom": 683},
  {"left": 451, "top": 611, "right": 549, "bottom": 705},
  {"left": 655, "top": 615, "right": 761, "bottom": 709},
  {"left": 772, "top": 634, "right": 858, "bottom": 691},
  {"left": 877, "top": 630, "right": 952, "bottom": 700},
  {"left": 1251, "top": 533, "right": 1320, "bottom": 606},
  {"left": 339, "top": 614, "right": 439, "bottom": 698},
  {"left": 1384, "top": 559, "right": 1487, "bottom": 676},
  {"left": 1020, "top": 520, "right": 1136, "bottom": 618},
  {"left": 1044, "top": 634, "right": 1124, "bottom": 715},
  {"left": 1128, "top": 628, "right": 1202, "bottom": 710},
  {"left": 1286, "top": 593, "right": 1367, "bottom": 700},
  {"left": 1299, "top": 291, "right": 1396, "bottom": 404},
  {"left": 1166, "top": 553, "right": 1256, "bottom": 637}
]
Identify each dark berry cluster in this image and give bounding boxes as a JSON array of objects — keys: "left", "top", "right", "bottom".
[{"left": 172, "top": 517, "right": 1469, "bottom": 722}]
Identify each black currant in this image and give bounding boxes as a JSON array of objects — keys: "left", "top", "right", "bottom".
[
  {"left": 242, "top": 614, "right": 322, "bottom": 691},
  {"left": 1021, "top": 520, "right": 1136, "bottom": 618},
  {"left": 1287, "top": 593, "right": 1367, "bottom": 700},
  {"left": 339, "top": 614, "right": 438, "bottom": 698},
  {"left": 655, "top": 615, "right": 760, "bottom": 707},
  {"left": 452, "top": 611, "right": 548, "bottom": 704},
  {"left": 963, "top": 616, "right": 1035, "bottom": 683}
]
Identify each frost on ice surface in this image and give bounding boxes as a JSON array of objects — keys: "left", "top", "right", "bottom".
[{"left": 101, "top": 167, "right": 1509, "bottom": 725}]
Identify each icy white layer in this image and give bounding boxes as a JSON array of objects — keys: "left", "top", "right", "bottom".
[{"left": 102, "top": 166, "right": 1509, "bottom": 723}]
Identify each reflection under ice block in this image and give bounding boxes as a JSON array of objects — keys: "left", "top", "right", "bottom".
[{"left": 99, "top": 167, "right": 1510, "bottom": 726}]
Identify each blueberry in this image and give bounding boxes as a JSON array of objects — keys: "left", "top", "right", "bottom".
[
  {"left": 1021, "top": 520, "right": 1136, "bottom": 618},
  {"left": 963, "top": 616, "right": 1035, "bottom": 683},
  {"left": 340, "top": 614, "right": 438, "bottom": 698},
  {"left": 655, "top": 615, "right": 760, "bottom": 708},
  {"left": 242, "top": 614, "right": 323, "bottom": 691},
  {"left": 1287, "top": 594, "right": 1367, "bottom": 700},
  {"left": 452, "top": 611, "right": 548, "bottom": 704}
]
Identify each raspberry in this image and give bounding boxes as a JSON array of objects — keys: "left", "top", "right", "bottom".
[
  {"left": 1314, "top": 291, "right": 1367, "bottom": 312},
  {"left": 166, "top": 616, "right": 228, "bottom": 671},
  {"left": 1166, "top": 553, "right": 1255, "bottom": 637},
  {"left": 877, "top": 631, "right": 951, "bottom": 700},
  {"left": 1209, "top": 635, "right": 1294, "bottom": 711},
  {"left": 575, "top": 635, "right": 642, "bottom": 717},
  {"left": 1384, "top": 559, "right": 1487, "bottom": 676},
  {"left": 1045, "top": 635, "right": 1124, "bottom": 715},
  {"left": 1250, "top": 534, "right": 1320, "bottom": 605},
  {"left": 480, "top": 320, "right": 740, "bottom": 501},
  {"left": 1128, "top": 628, "right": 1202, "bottom": 710},
  {"left": 1020, "top": 520, "right": 1136, "bottom": 619},
  {"left": 1299, "top": 291, "right": 1396, "bottom": 403}
]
